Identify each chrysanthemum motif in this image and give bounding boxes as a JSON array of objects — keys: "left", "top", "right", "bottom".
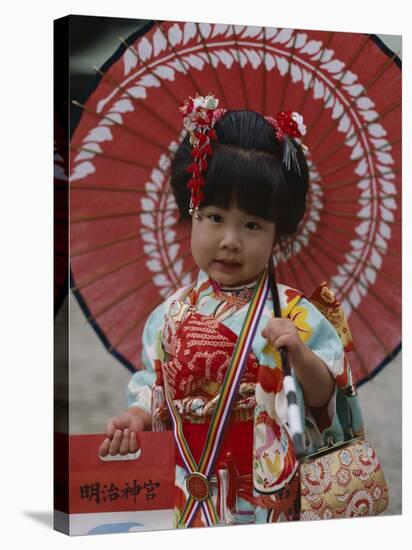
[
  {"left": 322, "top": 507, "right": 334, "bottom": 520},
  {"left": 337, "top": 467, "right": 351, "bottom": 486},
  {"left": 346, "top": 489, "right": 374, "bottom": 517},
  {"left": 300, "top": 510, "right": 321, "bottom": 522},
  {"left": 301, "top": 457, "right": 333, "bottom": 495},
  {"left": 353, "top": 442, "right": 378, "bottom": 476}
]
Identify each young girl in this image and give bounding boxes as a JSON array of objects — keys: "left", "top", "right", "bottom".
[{"left": 98, "top": 94, "right": 360, "bottom": 527}]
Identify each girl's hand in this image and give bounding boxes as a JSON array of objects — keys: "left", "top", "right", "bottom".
[
  {"left": 98, "top": 408, "right": 150, "bottom": 458},
  {"left": 261, "top": 318, "right": 335, "bottom": 408},
  {"left": 261, "top": 318, "right": 305, "bottom": 363}
]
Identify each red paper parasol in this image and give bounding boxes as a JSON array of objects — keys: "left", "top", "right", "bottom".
[
  {"left": 54, "top": 118, "right": 68, "bottom": 315},
  {"left": 69, "top": 21, "right": 401, "bottom": 386}
]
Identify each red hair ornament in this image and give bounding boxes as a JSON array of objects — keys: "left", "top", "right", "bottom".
[{"left": 179, "top": 94, "right": 307, "bottom": 217}]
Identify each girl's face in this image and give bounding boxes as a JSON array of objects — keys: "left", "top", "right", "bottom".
[{"left": 191, "top": 204, "right": 276, "bottom": 287}]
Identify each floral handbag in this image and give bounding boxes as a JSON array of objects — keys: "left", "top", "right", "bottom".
[
  {"left": 300, "top": 436, "right": 389, "bottom": 520},
  {"left": 299, "top": 283, "right": 389, "bottom": 520}
]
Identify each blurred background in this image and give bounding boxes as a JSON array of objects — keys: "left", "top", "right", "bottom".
[{"left": 54, "top": 16, "right": 402, "bottom": 516}]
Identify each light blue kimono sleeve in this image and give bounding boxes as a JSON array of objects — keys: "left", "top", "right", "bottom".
[
  {"left": 298, "top": 296, "right": 345, "bottom": 380},
  {"left": 127, "top": 301, "right": 166, "bottom": 414},
  {"left": 257, "top": 295, "right": 347, "bottom": 447},
  {"left": 289, "top": 296, "right": 347, "bottom": 449}
]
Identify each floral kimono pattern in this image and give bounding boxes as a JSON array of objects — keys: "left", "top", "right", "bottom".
[{"left": 127, "top": 270, "right": 362, "bottom": 527}]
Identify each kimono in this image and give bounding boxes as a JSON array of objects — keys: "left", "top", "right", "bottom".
[{"left": 127, "top": 270, "right": 363, "bottom": 528}]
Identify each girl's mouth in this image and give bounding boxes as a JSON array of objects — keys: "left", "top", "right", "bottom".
[{"left": 214, "top": 259, "right": 241, "bottom": 272}]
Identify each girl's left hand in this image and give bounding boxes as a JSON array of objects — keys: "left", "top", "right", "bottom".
[{"left": 261, "top": 318, "right": 305, "bottom": 363}]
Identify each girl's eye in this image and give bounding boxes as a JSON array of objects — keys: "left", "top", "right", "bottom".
[
  {"left": 207, "top": 214, "right": 224, "bottom": 223},
  {"left": 245, "top": 221, "right": 261, "bottom": 230}
]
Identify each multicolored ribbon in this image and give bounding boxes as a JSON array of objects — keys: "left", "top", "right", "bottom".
[{"left": 163, "top": 269, "right": 269, "bottom": 528}]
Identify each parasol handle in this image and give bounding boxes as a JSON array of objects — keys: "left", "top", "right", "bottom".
[
  {"left": 279, "top": 348, "right": 305, "bottom": 458},
  {"left": 267, "top": 259, "right": 306, "bottom": 458}
]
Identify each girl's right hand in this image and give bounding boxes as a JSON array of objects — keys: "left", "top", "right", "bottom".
[{"left": 98, "top": 408, "right": 151, "bottom": 458}]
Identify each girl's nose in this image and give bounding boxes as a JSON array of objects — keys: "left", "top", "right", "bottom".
[{"left": 220, "top": 228, "right": 242, "bottom": 251}]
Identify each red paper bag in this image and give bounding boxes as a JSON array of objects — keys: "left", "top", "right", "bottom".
[{"left": 55, "top": 431, "right": 175, "bottom": 514}]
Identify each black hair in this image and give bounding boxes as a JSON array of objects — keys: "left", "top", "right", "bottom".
[{"left": 170, "top": 109, "right": 309, "bottom": 254}]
